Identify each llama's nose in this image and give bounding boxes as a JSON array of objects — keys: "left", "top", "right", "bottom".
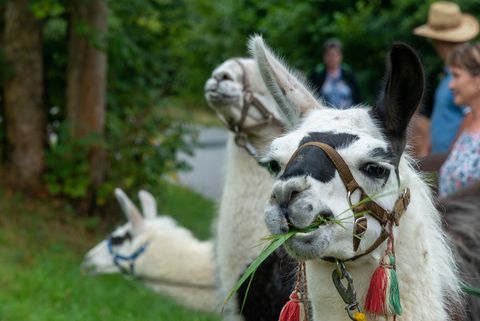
[
  {"left": 214, "top": 70, "right": 233, "bottom": 81},
  {"left": 272, "top": 184, "right": 306, "bottom": 209}
]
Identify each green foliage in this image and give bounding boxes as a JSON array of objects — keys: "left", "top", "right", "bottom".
[
  {"left": 43, "top": 124, "right": 102, "bottom": 199},
  {"left": 36, "top": 0, "right": 196, "bottom": 204},
  {"left": 107, "top": 0, "right": 190, "bottom": 105},
  {"left": 98, "top": 103, "right": 195, "bottom": 204}
]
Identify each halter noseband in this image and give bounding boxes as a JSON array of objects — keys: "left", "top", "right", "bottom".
[
  {"left": 285, "top": 141, "right": 410, "bottom": 262},
  {"left": 218, "top": 59, "right": 284, "bottom": 158},
  {"left": 107, "top": 237, "right": 149, "bottom": 275}
]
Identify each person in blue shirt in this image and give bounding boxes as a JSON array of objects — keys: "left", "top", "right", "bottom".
[
  {"left": 309, "top": 38, "right": 361, "bottom": 109},
  {"left": 411, "top": 1, "right": 479, "bottom": 156}
]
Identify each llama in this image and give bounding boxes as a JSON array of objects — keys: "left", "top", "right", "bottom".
[
  {"left": 440, "top": 182, "right": 480, "bottom": 320},
  {"left": 82, "top": 188, "right": 218, "bottom": 313},
  {"left": 252, "top": 35, "right": 463, "bottom": 321},
  {"left": 83, "top": 58, "right": 296, "bottom": 321},
  {"left": 205, "top": 57, "right": 296, "bottom": 321}
]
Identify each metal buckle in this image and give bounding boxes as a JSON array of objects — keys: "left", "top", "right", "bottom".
[
  {"left": 234, "top": 133, "right": 257, "bottom": 157},
  {"left": 392, "top": 187, "right": 410, "bottom": 226},
  {"left": 353, "top": 216, "right": 368, "bottom": 252},
  {"left": 347, "top": 187, "right": 363, "bottom": 209},
  {"left": 332, "top": 261, "right": 364, "bottom": 321},
  {"left": 332, "top": 261, "right": 356, "bottom": 305}
]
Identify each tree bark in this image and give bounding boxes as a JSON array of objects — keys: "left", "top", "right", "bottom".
[
  {"left": 66, "top": 0, "right": 107, "bottom": 205},
  {"left": 3, "top": 0, "right": 46, "bottom": 191}
]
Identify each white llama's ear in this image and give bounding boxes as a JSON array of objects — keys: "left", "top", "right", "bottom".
[
  {"left": 114, "top": 188, "right": 143, "bottom": 229},
  {"left": 138, "top": 190, "right": 157, "bottom": 220},
  {"left": 248, "top": 35, "right": 322, "bottom": 129},
  {"left": 371, "top": 42, "right": 424, "bottom": 163}
]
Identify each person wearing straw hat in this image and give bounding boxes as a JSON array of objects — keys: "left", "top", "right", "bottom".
[{"left": 411, "top": 1, "right": 479, "bottom": 157}]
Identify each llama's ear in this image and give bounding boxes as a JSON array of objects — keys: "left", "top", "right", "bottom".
[
  {"left": 138, "top": 190, "right": 157, "bottom": 220},
  {"left": 372, "top": 42, "right": 424, "bottom": 162},
  {"left": 114, "top": 188, "right": 144, "bottom": 229},
  {"left": 249, "top": 35, "right": 322, "bottom": 129}
]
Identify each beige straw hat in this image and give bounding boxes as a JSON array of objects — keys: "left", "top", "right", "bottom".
[{"left": 413, "top": 1, "right": 479, "bottom": 43}]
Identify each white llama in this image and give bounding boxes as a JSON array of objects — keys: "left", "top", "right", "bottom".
[
  {"left": 82, "top": 188, "right": 217, "bottom": 313},
  {"left": 205, "top": 57, "right": 297, "bottom": 321},
  {"left": 83, "top": 58, "right": 296, "bottom": 321},
  {"left": 252, "top": 35, "right": 463, "bottom": 321}
]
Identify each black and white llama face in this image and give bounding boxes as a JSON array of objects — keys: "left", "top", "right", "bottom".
[{"left": 252, "top": 36, "right": 424, "bottom": 260}]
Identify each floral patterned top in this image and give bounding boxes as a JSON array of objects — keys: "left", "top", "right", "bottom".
[{"left": 439, "top": 131, "right": 480, "bottom": 197}]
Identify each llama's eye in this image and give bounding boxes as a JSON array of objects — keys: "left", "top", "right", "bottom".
[
  {"left": 361, "top": 162, "right": 390, "bottom": 179},
  {"left": 110, "top": 235, "right": 125, "bottom": 246},
  {"left": 110, "top": 231, "right": 132, "bottom": 246},
  {"left": 261, "top": 159, "right": 281, "bottom": 175}
]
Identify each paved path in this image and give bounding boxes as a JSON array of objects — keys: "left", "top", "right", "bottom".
[{"left": 177, "top": 127, "right": 229, "bottom": 203}]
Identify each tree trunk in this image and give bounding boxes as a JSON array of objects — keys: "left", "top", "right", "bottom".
[
  {"left": 3, "top": 0, "right": 45, "bottom": 191},
  {"left": 66, "top": 0, "right": 107, "bottom": 209}
]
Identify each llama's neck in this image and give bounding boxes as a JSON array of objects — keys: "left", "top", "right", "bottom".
[
  {"left": 136, "top": 232, "right": 214, "bottom": 282},
  {"left": 215, "top": 134, "right": 274, "bottom": 305},
  {"left": 134, "top": 229, "right": 218, "bottom": 313},
  {"left": 307, "top": 161, "right": 461, "bottom": 321}
]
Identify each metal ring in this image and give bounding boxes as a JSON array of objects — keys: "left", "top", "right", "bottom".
[
  {"left": 347, "top": 187, "right": 361, "bottom": 208},
  {"left": 335, "top": 260, "right": 344, "bottom": 278},
  {"left": 346, "top": 302, "right": 363, "bottom": 321},
  {"left": 234, "top": 133, "right": 247, "bottom": 147}
]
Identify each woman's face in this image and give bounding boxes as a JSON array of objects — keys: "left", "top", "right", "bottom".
[
  {"left": 449, "top": 66, "right": 480, "bottom": 106},
  {"left": 323, "top": 48, "right": 342, "bottom": 71}
]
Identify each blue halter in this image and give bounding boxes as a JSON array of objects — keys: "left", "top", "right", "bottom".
[{"left": 107, "top": 237, "right": 149, "bottom": 275}]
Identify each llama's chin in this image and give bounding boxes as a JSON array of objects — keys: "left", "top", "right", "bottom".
[
  {"left": 205, "top": 89, "right": 241, "bottom": 107},
  {"left": 284, "top": 225, "right": 334, "bottom": 260},
  {"left": 81, "top": 260, "right": 118, "bottom": 275},
  {"left": 206, "top": 91, "right": 236, "bottom": 102}
]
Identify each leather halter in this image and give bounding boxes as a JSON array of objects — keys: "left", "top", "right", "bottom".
[
  {"left": 217, "top": 58, "right": 284, "bottom": 158},
  {"left": 285, "top": 142, "right": 410, "bottom": 262}
]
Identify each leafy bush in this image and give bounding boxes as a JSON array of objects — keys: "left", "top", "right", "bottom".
[
  {"left": 39, "top": 0, "right": 196, "bottom": 204},
  {"left": 98, "top": 103, "right": 194, "bottom": 205},
  {"left": 43, "top": 124, "right": 99, "bottom": 199}
]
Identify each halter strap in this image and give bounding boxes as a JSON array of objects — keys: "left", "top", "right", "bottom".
[
  {"left": 284, "top": 141, "right": 410, "bottom": 261},
  {"left": 218, "top": 58, "right": 284, "bottom": 158},
  {"left": 107, "top": 238, "right": 149, "bottom": 275}
]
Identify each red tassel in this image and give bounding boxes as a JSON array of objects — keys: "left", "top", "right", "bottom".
[
  {"left": 364, "top": 264, "right": 388, "bottom": 314},
  {"left": 279, "top": 292, "right": 306, "bottom": 321}
]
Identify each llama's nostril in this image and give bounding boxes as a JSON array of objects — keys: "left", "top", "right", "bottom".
[
  {"left": 290, "top": 190, "right": 301, "bottom": 202},
  {"left": 280, "top": 224, "right": 289, "bottom": 234},
  {"left": 214, "top": 71, "right": 233, "bottom": 81},
  {"left": 280, "top": 205, "right": 293, "bottom": 226}
]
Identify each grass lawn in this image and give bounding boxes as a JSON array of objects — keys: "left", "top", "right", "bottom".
[{"left": 0, "top": 183, "right": 221, "bottom": 321}]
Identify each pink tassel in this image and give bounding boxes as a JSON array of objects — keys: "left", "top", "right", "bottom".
[
  {"left": 364, "top": 260, "right": 388, "bottom": 314},
  {"left": 279, "top": 292, "right": 307, "bottom": 321}
]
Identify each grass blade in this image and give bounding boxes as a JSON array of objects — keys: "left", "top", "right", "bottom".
[{"left": 223, "top": 231, "right": 295, "bottom": 307}]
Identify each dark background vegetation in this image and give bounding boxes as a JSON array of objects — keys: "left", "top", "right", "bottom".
[{"left": 0, "top": 0, "right": 479, "bottom": 214}]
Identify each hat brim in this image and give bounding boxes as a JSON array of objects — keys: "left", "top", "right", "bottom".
[{"left": 413, "top": 14, "right": 479, "bottom": 42}]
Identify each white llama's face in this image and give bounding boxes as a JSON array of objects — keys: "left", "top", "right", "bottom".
[
  {"left": 83, "top": 222, "right": 144, "bottom": 274},
  {"left": 204, "top": 58, "right": 280, "bottom": 134},
  {"left": 82, "top": 220, "right": 175, "bottom": 275},
  {"left": 82, "top": 189, "right": 175, "bottom": 274},
  {"left": 250, "top": 36, "right": 424, "bottom": 261}
]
